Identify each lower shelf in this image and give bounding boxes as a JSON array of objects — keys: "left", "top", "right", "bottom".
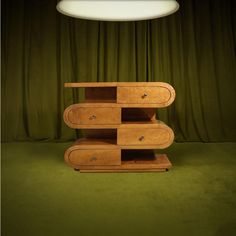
[{"left": 75, "top": 153, "right": 172, "bottom": 173}]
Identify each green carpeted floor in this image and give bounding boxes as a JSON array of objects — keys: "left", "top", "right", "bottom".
[{"left": 2, "top": 142, "right": 236, "bottom": 236}]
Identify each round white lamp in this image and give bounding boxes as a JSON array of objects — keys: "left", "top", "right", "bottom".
[{"left": 56, "top": 0, "right": 179, "bottom": 21}]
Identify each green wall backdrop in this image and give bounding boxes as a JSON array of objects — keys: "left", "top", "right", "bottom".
[{"left": 2, "top": 0, "right": 236, "bottom": 142}]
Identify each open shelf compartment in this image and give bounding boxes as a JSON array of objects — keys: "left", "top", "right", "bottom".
[
  {"left": 77, "top": 149, "right": 172, "bottom": 173},
  {"left": 84, "top": 87, "right": 117, "bottom": 103},
  {"left": 122, "top": 108, "right": 156, "bottom": 122}
]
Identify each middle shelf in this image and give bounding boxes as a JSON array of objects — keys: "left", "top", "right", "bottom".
[
  {"left": 74, "top": 124, "right": 174, "bottom": 149},
  {"left": 63, "top": 104, "right": 163, "bottom": 128},
  {"left": 63, "top": 104, "right": 174, "bottom": 148}
]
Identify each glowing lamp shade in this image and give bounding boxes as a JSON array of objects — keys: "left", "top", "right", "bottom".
[{"left": 56, "top": 0, "right": 179, "bottom": 21}]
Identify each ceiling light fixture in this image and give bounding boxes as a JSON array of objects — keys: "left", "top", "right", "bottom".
[{"left": 56, "top": 0, "right": 179, "bottom": 21}]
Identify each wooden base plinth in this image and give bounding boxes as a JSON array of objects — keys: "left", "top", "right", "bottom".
[{"left": 75, "top": 154, "right": 172, "bottom": 173}]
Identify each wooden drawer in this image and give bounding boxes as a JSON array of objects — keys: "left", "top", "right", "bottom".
[
  {"left": 64, "top": 105, "right": 121, "bottom": 128},
  {"left": 117, "top": 125, "right": 174, "bottom": 148},
  {"left": 117, "top": 84, "right": 175, "bottom": 107},
  {"left": 65, "top": 149, "right": 121, "bottom": 166}
]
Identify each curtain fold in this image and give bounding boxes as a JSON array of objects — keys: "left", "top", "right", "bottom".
[{"left": 2, "top": 0, "right": 236, "bottom": 142}]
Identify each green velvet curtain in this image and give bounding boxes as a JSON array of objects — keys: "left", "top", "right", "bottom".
[{"left": 2, "top": 0, "right": 236, "bottom": 142}]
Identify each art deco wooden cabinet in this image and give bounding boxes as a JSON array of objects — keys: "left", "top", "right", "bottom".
[{"left": 63, "top": 82, "right": 175, "bottom": 172}]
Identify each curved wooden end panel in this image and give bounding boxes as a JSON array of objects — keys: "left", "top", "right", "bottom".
[
  {"left": 117, "top": 82, "right": 176, "bottom": 107},
  {"left": 164, "top": 83, "right": 176, "bottom": 107},
  {"left": 159, "top": 124, "right": 175, "bottom": 148},
  {"left": 118, "top": 122, "right": 175, "bottom": 149},
  {"left": 63, "top": 105, "right": 74, "bottom": 128},
  {"left": 64, "top": 146, "right": 76, "bottom": 168},
  {"left": 63, "top": 104, "right": 121, "bottom": 128},
  {"left": 64, "top": 145, "right": 121, "bottom": 169}
]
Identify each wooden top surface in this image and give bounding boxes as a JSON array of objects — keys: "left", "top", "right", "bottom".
[
  {"left": 65, "top": 82, "right": 172, "bottom": 88},
  {"left": 65, "top": 102, "right": 174, "bottom": 108}
]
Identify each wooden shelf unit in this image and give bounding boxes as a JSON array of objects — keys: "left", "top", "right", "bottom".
[{"left": 64, "top": 82, "right": 175, "bottom": 172}]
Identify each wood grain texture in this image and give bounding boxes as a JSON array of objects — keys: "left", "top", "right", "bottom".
[
  {"left": 63, "top": 82, "right": 175, "bottom": 172},
  {"left": 77, "top": 154, "right": 172, "bottom": 172},
  {"left": 117, "top": 124, "right": 174, "bottom": 149},
  {"left": 65, "top": 102, "right": 119, "bottom": 108},
  {"left": 119, "top": 120, "right": 165, "bottom": 128},
  {"left": 65, "top": 82, "right": 118, "bottom": 87},
  {"left": 65, "top": 82, "right": 175, "bottom": 88},
  {"left": 64, "top": 138, "right": 121, "bottom": 168},
  {"left": 117, "top": 86, "right": 175, "bottom": 107},
  {"left": 65, "top": 148, "right": 121, "bottom": 167},
  {"left": 63, "top": 105, "right": 121, "bottom": 128}
]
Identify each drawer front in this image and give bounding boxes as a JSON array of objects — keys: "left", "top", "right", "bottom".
[
  {"left": 117, "top": 86, "right": 175, "bottom": 106},
  {"left": 67, "top": 149, "right": 121, "bottom": 166},
  {"left": 64, "top": 106, "right": 121, "bottom": 126},
  {"left": 118, "top": 127, "right": 174, "bottom": 148}
]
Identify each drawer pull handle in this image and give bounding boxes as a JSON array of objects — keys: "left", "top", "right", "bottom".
[
  {"left": 141, "top": 93, "right": 148, "bottom": 99},
  {"left": 139, "top": 136, "right": 145, "bottom": 141},
  {"left": 89, "top": 115, "right": 96, "bottom": 120},
  {"left": 90, "top": 157, "right": 97, "bottom": 161}
]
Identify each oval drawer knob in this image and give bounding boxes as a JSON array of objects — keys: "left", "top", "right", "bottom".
[
  {"left": 139, "top": 135, "right": 145, "bottom": 141},
  {"left": 141, "top": 93, "right": 148, "bottom": 99},
  {"left": 89, "top": 115, "right": 96, "bottom": 120},
  {"left": 90, "top": 156, "right": 97, "bottom": 161}
]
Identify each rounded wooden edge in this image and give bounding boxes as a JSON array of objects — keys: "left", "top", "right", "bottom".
[
  {"left": 117, "top": 82, "right": 176, "bottom": 108},
  {"left": 142, "top": 123, "right": 174, "bottom": 149},
  {"left": 166, "top": 83, "right": 176, "bottom": 107},
  {"left": 118, "top": 122, "right": 175, "bottom": 149},
  {"left": 158, "top": 82, "right": 176, "bottom": 108},
  {"left": 64, "top": 146, "right": 78, "bottom": 168},
  {"left": 63, "top": 104, "right": 121, "bottom": 129},
  {"left": 65, "top": 145, "right": 87, "bottom": 168},
  {"left": 63, "top": 104, "right": 77, "bottom": 129},
  {"left": 64, "top": 145, "right": 122, "bottom": 168},
  {"left": 159, "top": 124, "right": 175, "bottom": 148},
  {"left": 64, "top": 82, "right": 176, "bottom": 88}
]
